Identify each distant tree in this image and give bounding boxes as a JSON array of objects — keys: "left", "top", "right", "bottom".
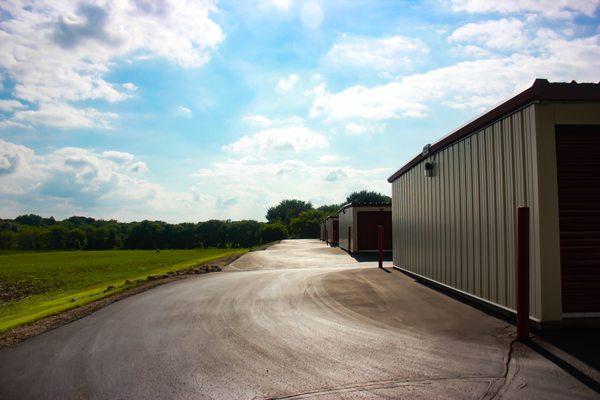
[
  {"left": 228, "top": 220, "right": 262, "bottom": 248},
  {"left": 196, "top": 220, "right": 228, "bottom": 248},
  {"left": 0, "top": 231, "right": 16, "bottom": 249},
  {"left": 47, "top": 225, "right": 69, "bottom": 249},
  {"left": 261, "top": 223, "right": 288, "bottom": 243},
  {"left": 346, "top": 190, "right": 391, "bottom": 204},
  {"left": 16, "top": 228, "right": 45, "bottom": 250},
  {"left": 15, "top": 214, "right": 44, "bottom": 226},
  {"left": 289, "top": 210, "right": 323, "bottom": 238},
  {"left": 266, "top": 199, "right": 313, "bottom": 227},
  {"left": 316, "top": 204, "right": 341, "bottom": 215}
]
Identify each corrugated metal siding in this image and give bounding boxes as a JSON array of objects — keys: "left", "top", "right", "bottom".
[
  {"left": 326, "top": 218, "right": 338, "bottom": 244},
  {"left": 338, "top": 209, "right": 353, "bottom": 251},
  {"left": 392, "top": 104, "right": 542, "bottom": 319}
]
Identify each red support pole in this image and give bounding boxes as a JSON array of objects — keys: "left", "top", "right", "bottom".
[
  {"left": 516, "top": 206, "right": 530, "bottom": 341},
  {"left": 348, "top": 226, "right": 352, "bottom": 253},
  {"left": 378, "top": 225, "right": 383, "bottom": 269}
]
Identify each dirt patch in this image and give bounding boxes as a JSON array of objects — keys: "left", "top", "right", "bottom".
[{"left": 0, "top": 253, "right": 244, "bottom": 350}]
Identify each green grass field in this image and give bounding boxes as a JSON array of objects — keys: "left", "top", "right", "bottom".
[{"left": 0, "top": 248, "right": 247, "bottom": 332}]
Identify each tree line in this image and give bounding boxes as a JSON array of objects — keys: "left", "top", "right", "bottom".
[{"left": 0, "top": 190, "right": 390, "bottom": 250}]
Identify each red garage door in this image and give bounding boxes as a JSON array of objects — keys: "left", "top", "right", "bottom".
[
  {"left": 357, "top": 211, "right": 392, "bottom": 251},
  {"left": 556, "top": 125, "right": 600, "bottom": 314},
  {"left": 332, "top": 220, "right": 339, "bottom": 243}
]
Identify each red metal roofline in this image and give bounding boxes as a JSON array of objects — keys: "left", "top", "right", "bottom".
[
  {"left": 387, "top": 79, "right": 600, "bottom": 183},
  {"left": 337, "top": 202, "right": 392, "bottom": 214}
]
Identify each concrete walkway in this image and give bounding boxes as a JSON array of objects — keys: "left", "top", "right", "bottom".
[{"left": 0, "top": 239, "right": 597, "bottom": 399}]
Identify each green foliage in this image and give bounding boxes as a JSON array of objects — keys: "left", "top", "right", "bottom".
[
  {"left": 266, "top": 199, "right": 313, "bottom": 226},
  {"left": 261, "top": 223, "right": 288, "bottom": 243},
  {"left": 289, "top": 210, "right": 324, "bottom": 238},
  {"left": 316, "top": 204, "right": 342, "bottom": 215},
  {"left": 346, "top": 190, "right": 391, "bottom": 204}
]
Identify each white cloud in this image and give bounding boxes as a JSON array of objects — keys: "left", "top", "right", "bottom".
[
  {"left": 0, "top": 0, "right": 224, "bottom": 129},
  {"left": 223, "top": 126, "right": 328, "bottom": 156},
  {"left": 0, "top": 100, "right": 26, "bottom": 112},
  {"left": 326, "top": 34, "right": 429, "bottom": 71},
  {"left": 310, "top": 81, "right": 428, "bottom": 121},
  {"left": 449, "top": 0, "right": 600, "bottom": 19},
  {"left": 300, "top": 1, "right": 323, "bottom": 29},
  {"left": 260, "top": 0, "right": 292, "bottom": 11},
  {"left": 102, "top": 150, "right": 135, "bottom": 163},
  {"left": 122, "top": 82, "right": 137, "bottom": 91},
  {"left": 311, "top": 30, "right": 600, "bottom": 120},
  {"left": 129, "top": 161, "right": 148, "bottom": 173},
  {"left": 0, "top": 138, "right": 392, "bottom": 221},
  {"left": 12, "top": 103, "right": 117, "bottom": 129},
  {"left": 277, "top": 73, "right": 300, "bottom": 91},
  {"left": 448, "top": 18, "right": 527, "bottom": 50},
  {"left": 0, "top": 139, "right": 195, "bottom": 221},
  {"left": 242, "top": 114, "right": 273, "bottom": 127},
  {"left": 192, "top": 158, "right": 391, "bottom": 220},
  {"left": 317, "top": 154, "right": 340, "bottom": 164},
  {"left": 177, "top": 106, "right": 193, "bottom": 117}
]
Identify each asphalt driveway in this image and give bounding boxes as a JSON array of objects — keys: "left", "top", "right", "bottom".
[{"left": 0, "top": 240, "right": 596, "bottom": 399}]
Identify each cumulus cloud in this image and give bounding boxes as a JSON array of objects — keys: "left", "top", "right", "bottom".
[
  {"left": 448, "top": 18, "right": 527, "bottom": 50},
  {"left": 0, "top": 0, "right": 224, "bottom": 129},
  {"left": 242, "top": 114, "right": 273, "bottom": 127},
  {"left": 0, "top": 100, "right": 26, "bottom": 112},
  {"left": 260, "top": 0, "right": 292, "bottom": 11},
  {"left": 12, "top": 103, "right": 118, "bottom": 129},
  {"left": 122, "top": 82, "right": 137, "bottom": 91},
  {"left": 192, "top": 158, "right": 391, "bottom": 220},
  {"left": 0, "top": 139, "right": 196, "bottom": 221},
  {"left": 311, "top": 29, "right": 600, "bottom": 120},
  {"left": 326, "top": 34, "right": 429, "bottom": 71},
  {"left": 277, "top": 74, "right": 300, "bottom": 91},
  {"left": 449, "top": 0, "right": 600, "bottom": 20},
  {"left": 102, "top": 150, "right": 135, "bottom": 163},
  {"left": 223, "top": 126, "right": 328, "bottom": 156},
  {"left": 177, "top": 106, "right": 193, "bottom": 117}
]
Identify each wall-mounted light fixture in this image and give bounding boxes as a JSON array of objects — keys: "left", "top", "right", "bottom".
[{"left": 424, "top": 162, "right": 433, "bottom": 177}]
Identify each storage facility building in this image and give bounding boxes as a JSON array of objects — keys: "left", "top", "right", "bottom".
[
  {"left": 338, "top": 203, "right": 392, "bottom": 253},
  {"left": 388, "top": 79, "right": 600, "bottom": 324},
  {"left": 325, "top": 216, "right": 339, "bottom": 245}
]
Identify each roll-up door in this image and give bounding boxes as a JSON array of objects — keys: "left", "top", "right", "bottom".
[{"left": 556, "top": 125, "right": 600, "bottom": 314}]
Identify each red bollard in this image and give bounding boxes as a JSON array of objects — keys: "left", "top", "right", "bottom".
[
  {"left": 516, "top": 206, "right": 530, "bottom": 341},
  {"left": 378, "top": 225, "right": 383, "bottom": 269}
]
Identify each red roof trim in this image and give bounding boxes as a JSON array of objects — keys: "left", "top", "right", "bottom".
[{"left": 387, "top": 79, "right": 600, "bottom": 183}]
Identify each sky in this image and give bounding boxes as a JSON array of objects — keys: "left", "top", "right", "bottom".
[{"left": 0, "top": 0, "right": 599, "bottom": 222}]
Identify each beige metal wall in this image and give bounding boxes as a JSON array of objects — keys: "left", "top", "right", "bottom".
[
  {"left": 392, "top": 104, "right": 544, "bottom": 320},
  {"left": 326, "top": 217, "right": 338, "bottom": 243},
  {"left": 338, "top": 208, "right": 353, "bottom": 251}
]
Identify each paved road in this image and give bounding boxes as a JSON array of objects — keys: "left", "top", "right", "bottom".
[{"left": 0, "top": 240, "right": 597, "bottom": 399}]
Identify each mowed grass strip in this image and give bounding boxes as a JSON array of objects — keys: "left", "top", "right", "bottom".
[{"left": 0, "top": 248, "right": 246, "bottom": 332}]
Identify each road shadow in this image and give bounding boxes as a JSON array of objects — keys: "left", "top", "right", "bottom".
[
  {"left": 535, "top": 328, "right": 600, "bottom": 371},
  {"left": 526, "top": 338, "right": 600, "bottom": 394},
  {"left": 348, "top": 252, "right": 393, "bottom": 263},
  {"left": 392, "top": 266, "right": 600, "bottom": 394}
]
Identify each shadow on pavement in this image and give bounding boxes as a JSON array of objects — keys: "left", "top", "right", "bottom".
[
  {"left": 526, "top": 338, "right": 600, "bottom": 394},
  {"left": 535, "top": 328, "right": 600, "bottom": 371},
  {"left": 349, "top": 252, "right": 393, "bottom": 263}
]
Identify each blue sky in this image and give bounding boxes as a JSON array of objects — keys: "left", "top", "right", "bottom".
[{"left": 1, "top": 0, "right": 599, "bottom": 222}]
